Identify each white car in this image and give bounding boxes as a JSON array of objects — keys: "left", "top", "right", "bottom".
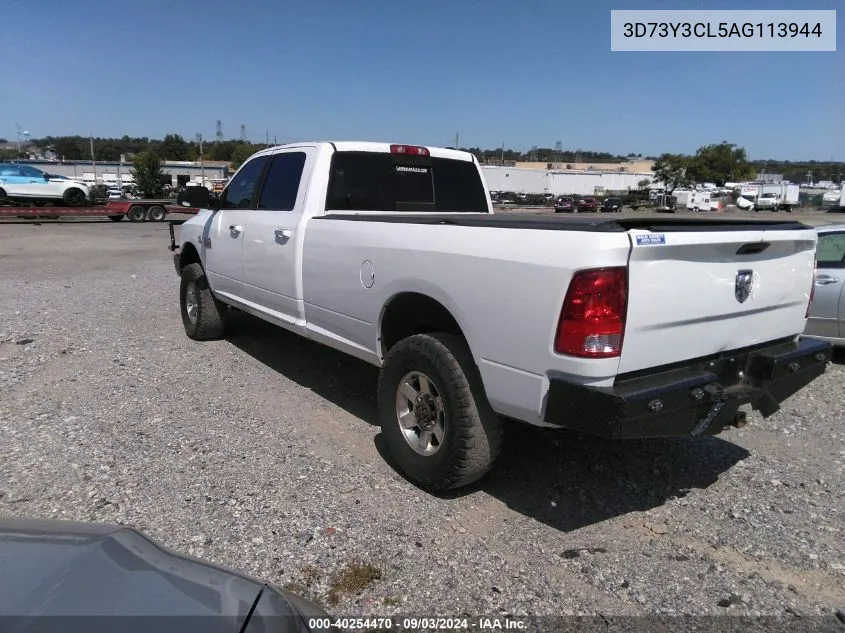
[
  {"left": 171, "top": 142, "right": 832, "bottom": 491},
  {"left": 0, "top": 163, "right": 89, "bottom": 206}
]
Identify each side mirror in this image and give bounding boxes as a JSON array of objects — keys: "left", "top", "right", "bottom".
[{"left": 176, "top": 186, "right": 211, "bottom": 209}]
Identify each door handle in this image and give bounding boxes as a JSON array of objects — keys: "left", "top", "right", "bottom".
[
  {"left": 229, "top": 224, "right": 243, "bottom": 236},
  {"left": 815, "top": 275, "right": 839, "bottom": 285},
  {"left": 274, "top": 229, "right": 292, "bottom": 242}
]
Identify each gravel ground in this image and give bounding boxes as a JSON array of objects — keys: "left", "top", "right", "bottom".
[{"left": 0, "top": 218, "right": 843, "bottom": 629}]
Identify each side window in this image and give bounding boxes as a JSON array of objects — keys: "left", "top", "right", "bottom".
[
  {"left": 816, "top": 232, "right": 845, "bottom": 269},
  {"left": 0, "top": 165, "right": 21, "bottom": 177},
  {"left": 257, "top": 152, "right": 307, "bottom": 211},
  {"left": 19, "top": 165, "right": 44, "bottom": 178},
  {"left": 220, "top": 156, "right": 269, "bottom": 210}
]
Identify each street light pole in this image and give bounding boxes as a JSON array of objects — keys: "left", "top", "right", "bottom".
[{"left": 196, "top": 134, "right": 205, "bottom": 187}]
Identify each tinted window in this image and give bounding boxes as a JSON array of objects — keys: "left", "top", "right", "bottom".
[
  {"left": 19, "top": 165, "right": 44, "bottom": 178},
  {"left": 0, "top": 165, "right": 21, "bottom": 177},
  {"left": 325, "top": 152, "right": 488, "bottom": 213},
  {"left": 817, "top": 232, "right": 845, "bottom": 268},
  {"left": 257, "top": 152, "right": 307, "bottom": 211},
  {"left": 220, "top": 156, "right": 269, "bottom": 210}
]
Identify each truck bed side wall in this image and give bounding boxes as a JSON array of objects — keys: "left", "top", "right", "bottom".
[{"left": 300, "top": 219, "right": 631, "bottom": 423}]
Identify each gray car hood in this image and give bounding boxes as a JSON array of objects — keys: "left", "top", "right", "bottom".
[{"left": 0, "top": 517, "right": 328, "bottom": 633}]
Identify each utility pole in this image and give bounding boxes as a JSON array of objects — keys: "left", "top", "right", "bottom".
[
  {"left": 266, "top": 130, "right": 270, "bottom": 147},
  {"left": 501, "top": 142, "right": 504, "bottom": 164},
  {"left": 89, "top": 135, "right": 97, "bottom": 184},
  {"left": 216, "top": 120, "right": 223, "bottom": 143},
  {"left": 196, "top": 134, "right": 205, "bottom": 187}
]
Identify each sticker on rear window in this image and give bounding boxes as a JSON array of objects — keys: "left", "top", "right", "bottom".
[{"left": 636, "top": 234, "right": 665, "bottom": 245}]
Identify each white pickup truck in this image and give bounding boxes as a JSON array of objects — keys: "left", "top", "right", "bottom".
[{"left": 169, "top": 142, "right": 832, "bottom": 491}]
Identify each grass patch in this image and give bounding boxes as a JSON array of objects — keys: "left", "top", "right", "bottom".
[
  {"left": 326, "top": 562, "right": 383, "bottom": 606},
  {"left": 283, "top": 564, "right": 321, "bottom": 595}
]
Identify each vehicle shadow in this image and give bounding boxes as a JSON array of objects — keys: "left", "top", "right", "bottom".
[
  {"left": 226, "top": 311, "right": 380, "bottom": 426},
  {"left": 464, "top": 425, "right": 747, "bottom": 533},
  {"left": 228, "top": 311, "right": 750, "bottom": 532}
]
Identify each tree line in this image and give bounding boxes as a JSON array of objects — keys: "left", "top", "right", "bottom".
[{"left": 2, "top": 135, "right": 842, "bottom": 183}]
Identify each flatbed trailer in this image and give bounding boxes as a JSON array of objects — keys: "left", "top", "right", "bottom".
[{"left": 0, "top": 199, "right": 200, "bottom": 221}]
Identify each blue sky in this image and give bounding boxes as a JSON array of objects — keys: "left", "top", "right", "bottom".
[{"left": 1, "top": 0, "right": 841, "bottom": 160}]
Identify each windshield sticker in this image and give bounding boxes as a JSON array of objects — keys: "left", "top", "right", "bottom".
[{"left": 636, "top": 234, "right": 666, "bottom": 245}]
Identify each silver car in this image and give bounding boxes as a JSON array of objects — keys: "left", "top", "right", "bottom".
[{"left": 805, "top": 224, "right": 845, "bottom": 347}]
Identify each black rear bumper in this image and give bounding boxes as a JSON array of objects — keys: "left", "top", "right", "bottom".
[{"left": 544, "top": 336, "right": 832, "bottom": 439}]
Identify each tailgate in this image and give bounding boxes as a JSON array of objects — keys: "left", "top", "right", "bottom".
[{"left": 618, "top": 225, "right": 817, "bottom": 374}]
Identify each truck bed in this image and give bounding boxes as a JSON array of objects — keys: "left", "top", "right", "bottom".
[{"left": 318, "top": 213, "right": 810, "bottom": 233}]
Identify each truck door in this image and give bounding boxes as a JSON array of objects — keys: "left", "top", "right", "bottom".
[
  {"left": 241, "top": 147, "right": 316, "bottom": 325},
  {"left": 806, "top": 230, "right": 845, "bottom": 339},
  {"left": 204, "top": 154, "right": 271, "bottom": 302}
]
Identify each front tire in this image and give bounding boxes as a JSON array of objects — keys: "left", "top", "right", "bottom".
[
  {"left": 377, "top": 333, "right": 503, "bottom": 491},
  {"left": 62, "top": 188, "right": 86, "bottom": 207},
  {"left": 108, "top": 214, "right": 124, "bottom": 222},
  {"left": 180, "top": 263, "right": 228, "bottom": 340}
]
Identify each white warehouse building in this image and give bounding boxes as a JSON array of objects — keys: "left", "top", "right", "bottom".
[{"left": 481, "top": 166, "right": 654, "bottom": 196}]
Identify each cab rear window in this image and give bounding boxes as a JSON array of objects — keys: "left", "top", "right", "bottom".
[{"left": 325, "top": 151, "right": 488, "bottom": 213}]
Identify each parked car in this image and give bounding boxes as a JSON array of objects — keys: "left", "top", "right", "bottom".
[
  {"left": 553, "top": 196, "right": 575, "bottom": 212},
  {"left": 171, "top": 141, "right": 831, "bottom": 492},
  {"left": 601, "top": 197, "right": 623, "bottom": 212},
  {"left": 576, "top": 197, "right": 599, "bottom": 212},
  {"left": 0, "top": 163, "right": 89, "bottom": 206},
  {"left": 0, "top": 517, "right": 332, "bottom": 632},
  {"left": 805, "top": 223, "right": 845, "bottom": 347}
]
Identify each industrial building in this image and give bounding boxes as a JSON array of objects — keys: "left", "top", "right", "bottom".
[
  {"left": 481, "top": 165, "right": 654, "bottom": 196},
  {"left": 12, "top": 159, "right": 230, "bottom": 188}
]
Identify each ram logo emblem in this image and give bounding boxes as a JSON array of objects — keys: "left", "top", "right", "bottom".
[{"left": 735, "top": 270, "right": 753, "bottom": 304}]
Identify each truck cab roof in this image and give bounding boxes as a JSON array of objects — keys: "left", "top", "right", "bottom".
[{"left": 248, "top": 141, "right": 475, "bottom": 162}]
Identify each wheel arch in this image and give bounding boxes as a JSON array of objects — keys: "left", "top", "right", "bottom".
[
  {"left": 177, "top": 242, "right": 202, "bottom": 274},
  {"left": 378, "top": 291, "right": 473, "bottom": 361}
]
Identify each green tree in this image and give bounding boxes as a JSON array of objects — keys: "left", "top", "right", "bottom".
[
  {"left": 637, "top": 178, "right": 651, "bottom": 190},
  {"left": 688, "top": 142, "right": 755, "bottom": 186},
  {"left": 230, "top": 144, "right": 255, "bottom": 168},
  {"left": 652, "top": 153, "right": 693, "bottom": 193},
  {"left": 132, "top": 151, "right": 165, "bottom": 198},
  {"left": 159, "top": 133, "right": 189, "bottom": 161}
]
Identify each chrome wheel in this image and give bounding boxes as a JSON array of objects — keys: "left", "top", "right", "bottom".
[
  {"left": 185, "top": 281, "right": 198, "bottom": 324},
  {"left": 395, "top": 371, "right": 446, "bottom": 456}
]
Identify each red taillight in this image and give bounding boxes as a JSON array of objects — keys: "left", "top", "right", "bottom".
[
  {"left": 554, "top": 267, "right": 628, "bottom": 358},
  {"left": 806, "top": 255, "right": 817, "bottom": 318},
  {"left": 390, "top": 144, "right": 430, "bottom": 156}
]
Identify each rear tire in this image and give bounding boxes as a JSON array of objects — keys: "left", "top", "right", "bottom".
[
  {"left": 148, "top": 205, "right": 166, "bottom": 221},
  {"left": 62, "top": 188, "right": 86, "bottom": 207},
  {"left": 127, "top": 205, "right": 147, "bottom": 222},
  {"left": 180, "top": 263, "right": 228, "bottom": 340},
  {"left": 377, "top": 333, "right": 503, "bottom": 491},
  {"left": 0, "top": 187, "right": 7, "bottom": 203}
]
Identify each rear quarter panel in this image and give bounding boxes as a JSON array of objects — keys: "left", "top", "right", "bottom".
[{"left": 301, "top": 218, "right": 631, "bottom": 423}]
